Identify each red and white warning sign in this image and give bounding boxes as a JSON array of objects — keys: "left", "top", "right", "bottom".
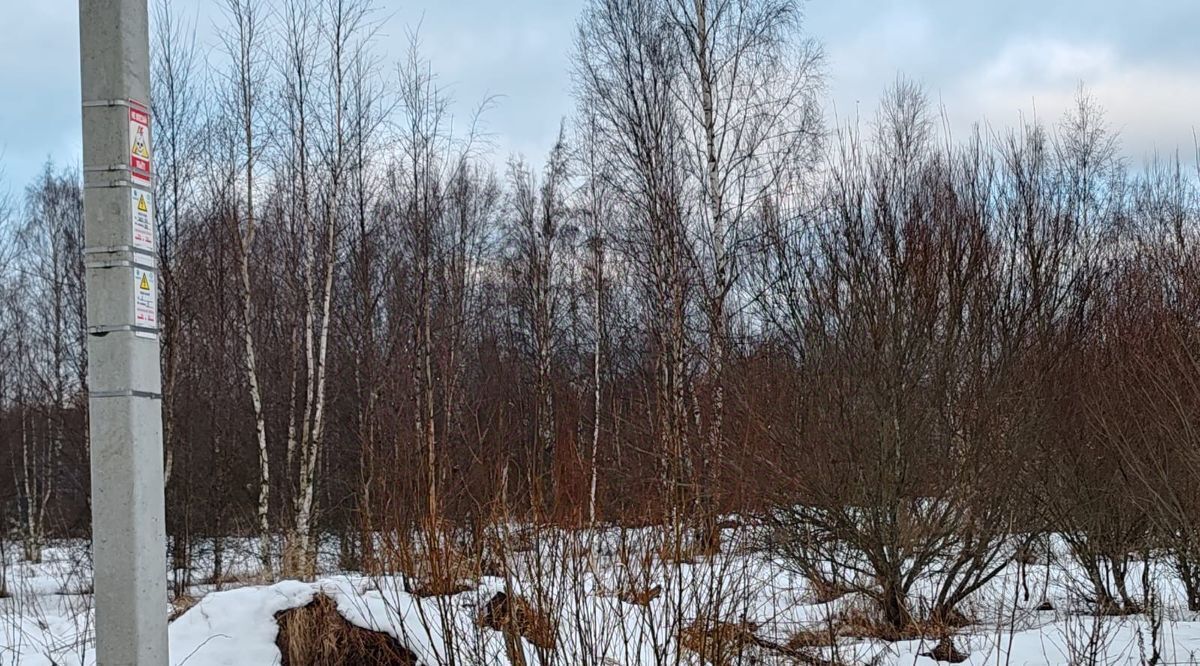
[
  {"left": 133, "top": 267, "right": 157, "bottom": 328},
  {"left": 128, "top": 99, "right": 152, "bottom": 186}
]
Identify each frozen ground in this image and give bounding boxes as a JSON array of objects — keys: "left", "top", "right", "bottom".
[{"left": 1, "top": 529, "right": 1198, "bottom": 665}]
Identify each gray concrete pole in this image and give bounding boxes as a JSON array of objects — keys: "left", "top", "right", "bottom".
[{"left": 78, "top": 1, "right": 169, "bottom": 664}]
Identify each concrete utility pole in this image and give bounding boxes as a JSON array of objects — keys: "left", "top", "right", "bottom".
[{"left": 79, "top": 0, "right": 169, "bottom": 663}]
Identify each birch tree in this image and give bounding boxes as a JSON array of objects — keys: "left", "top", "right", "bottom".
[
  {"left": 278, "top": 0, "right": 376, "bottom": 577},
  {"left": 14, "top": 163, "right": 84, "bottom": 563},
  {"left": 275, "top": 0, "right": 320, "bottom": 578},
  {"left": 0, "top": 168, "right": 17, "bottom": 578},
  {"left": 576, "top": 110, "right": 613, "bottom": 525},
  {"left": 219, "top": 0, "right": 273, "bottom": 576},
  {"left": 575, "top": 0, "right": 694, "bottom": 514},
  {"left": 506, "top": 131, "right": 570, "bottom": 510},
  {"left": 665, "top": 0, "right": 822, "bottom": 507}
]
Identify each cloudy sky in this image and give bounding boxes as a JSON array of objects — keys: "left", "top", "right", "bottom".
[{"left": 1, "top": 0, "right": 1197, "bottom": 191}]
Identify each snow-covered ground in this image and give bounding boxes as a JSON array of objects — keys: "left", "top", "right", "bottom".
[{"left": 2, "top": 529, "right": 1198, "bottom": 665}]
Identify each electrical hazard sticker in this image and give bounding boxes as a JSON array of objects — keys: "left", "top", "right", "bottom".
[
  {"left": 128, "top": 99, "right": 152, "bottom": 186},
  {"left": 131, "top": 188, "right": 154, "bottom": 252},
  {"left": 133, "top": 267, "right": 157, "bottom": 328}
]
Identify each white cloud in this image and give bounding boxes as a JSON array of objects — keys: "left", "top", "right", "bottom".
[
  {"left": 947, "top": 37, "right": 1200, "bottom": 155},
  {"left": 979, "top": 38, "right": 1116, "bottom": 85},
  {"left": 818, "top": 6, "right": 939, "bottom": 123}
]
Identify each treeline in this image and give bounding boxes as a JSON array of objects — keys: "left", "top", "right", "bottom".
[{"left": 0, "top": 0, "right": 1198, "bottom": 627}]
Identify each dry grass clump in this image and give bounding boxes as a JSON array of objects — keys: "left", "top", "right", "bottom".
[
  {"left": 617, "top": 583, "right": 662, "bottom": 607},
  {"left": 408, "top": 576, "right": 475, "bottom": 598},
  {"left": 825, "top": 602, "right": 973, "bottom": 643},
  {"left": 168, "top": 593, "right": 200, "bottom": 622},
  {"left": 201, "top": 570, "right": 267, "bottom": 588},
  {"left": 786, "top": 625, "right": 837, "bottom": 650},
  {"left": 919, "top": 636, "right": 969, "bottom": 663},
  {"left": 657, "top": 529, "right": 721, "bottom": 565},
  {"left": 388, "top": 534, "right": 480, "bottom": 598},
  {"left": 477, "top": 591, "right": 557, "bottom": 651},
  {"left": 787, "top": 617, "right": 972, "bottom": 665},
  {"left": 679, "top": 618, "right": 761, "bottom": 666},
  {"left": 274, "top": 593, "right": 418, "bottom": 665},
  {"left": 829, "top": 605, "right": 907, "bottom": 640}
]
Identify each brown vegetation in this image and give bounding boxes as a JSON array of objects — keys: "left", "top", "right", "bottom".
[
  {"left": 617, "top": 583, "right": 662, "bottom": 607},
  {"left": 274, "top": 594, "right": 418, "bottom": 666},
  {"left": 477, "top": 591, "right": 557, "bottom": 651},
  {"left": 679, "top": 618, "right": 761, "bottom": 666},
  {"left": 920, "top": 637, "right": 969, "bottom": 664}
]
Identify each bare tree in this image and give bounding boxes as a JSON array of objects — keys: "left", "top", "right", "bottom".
[
  {"left": 762, "top": 83, "right": 1029, "bottom": 632},
  {"left": 151, "top": 0, "right": 209, "bottom": 594},
  {"left": 576, "top": 109, "right": 613, "bottom": 525},
  {"left": 218, "top": 0, "right": 273, "bottom": 576},
  {"left": 665, "top": 0, "right": 822, "bottom": 512},
  {"left": 1024, "top": 91, "right": 1129, "bottom": 612},
  {"left": 575, "top": 0, "right": 695, "bottom": 518},
  {"left": 504, "top": 130, "right": 571, "bottom": 512},
  {"left": 1089, "top": 149, "right": 1200, "bottom": 611},
  {"left": 13, "top": 163, "right": 84, "bottom": 563},
  {"left": 0, "top": 162, "right": 19, "bottom": 583},
  {"left": 335, "top": 4, "right": 390, "bottom": 569},
  {"left": 152, "top": 0, "right": 205, "bottom": 489},
  {"left": 381, "top": 32, "right": 497, "bottom": 530},
  {"left": 276, "top": 0, "right": 377, "bottom": 577}
]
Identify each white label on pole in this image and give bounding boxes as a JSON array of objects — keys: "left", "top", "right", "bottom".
[
  {"left": 128, "top": 100, "right": 152, "bottom": 186},
  {"left": 131, "top": 188, "right": 154, "bottom": 252},
  {"left": 133, "top": 267, "right": 157, "bottom": 328}
]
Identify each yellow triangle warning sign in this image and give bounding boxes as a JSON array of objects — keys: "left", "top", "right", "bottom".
[
  {"left": 137, "top": 194, "right": 148, "bottom": 213},
  {"left": 139, "top": 274, "right": 151, "bottom": 291},
  {"left": 132, "top": 127, "right": 150, "bottom": 158}
]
